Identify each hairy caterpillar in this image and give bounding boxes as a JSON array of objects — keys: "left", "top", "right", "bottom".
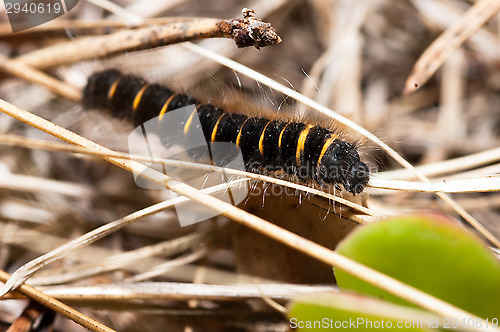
[{"left": 82, "top": 69, "right": 370, "bottom": 194}]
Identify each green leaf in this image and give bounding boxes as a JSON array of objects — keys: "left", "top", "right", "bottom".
[{"left": 334, "top": 214, "right": 500, "bottom": 320}]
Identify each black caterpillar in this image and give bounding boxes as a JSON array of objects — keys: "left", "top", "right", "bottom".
[{"left": 82, "top": 69, "right": 370, "bottom": 194}]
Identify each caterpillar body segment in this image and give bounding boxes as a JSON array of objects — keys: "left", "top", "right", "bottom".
[{"left": 83, "top": 69, "right": 370, "bottom": 194}]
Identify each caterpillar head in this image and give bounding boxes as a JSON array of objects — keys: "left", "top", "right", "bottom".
[
  {"left": 318, "top": 140, "right": 370, "bottom": 194},
  {"left": 343, "top": 160, "right": 370, "bottom": 194}
]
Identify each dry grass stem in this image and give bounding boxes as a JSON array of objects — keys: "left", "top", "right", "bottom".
[
  {"left": 85, "top": 0, "right": 144, "bottom": 24},
  {"left": 15, "top": 10, "right": 280, "bottom": 70},
  {"left": 0, "top": 270, "right": 115, "bottom": 332},
  {"left": 0, "top": 177, "right": 247, "bottom": 293},
  {"left": 38, "top": 283, "right": 338, "bottom": 302},
  {"left": 125, "top": 248, "right": 209, "bottom": 283},
  {"left": 183, "top": 42, "right": 500, "bottom": 248},
  {"left": 405, "top": 0, "right": 500, "bottom": 94},
  {"left": 369, "top": 176, "right": 500, "bottom": 193},
  {"left": 0, "top": 172, "right": 91, "bottom": 197},
  {"left": 14, "top": 19, "right": 219, "bottom": 69},
  {"left": 0, "top": 54, "right": 81, "bottom": 101},
  {"left": 0, "top": 134, "right": 378, "bottom": 217},
  {"left": 0, "top": 97, "right": 490, "bottom": 328},
  {"left": 377, "top": 147, "right": 500, "bottom": 180},
  {"left": 1, "top": 2, "right": 499, "bottom": 330},
  {"left": 28, "top": 228, "right": 221, "bottom": 286}
]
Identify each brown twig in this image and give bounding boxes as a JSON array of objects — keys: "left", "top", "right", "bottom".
[
  {"left": 0, "top": 17, "right": 208, "bottom": 39},
  {"left": 0, "top": 9, "right": 280, "bottom": 101},
  {"left": 14, "top": 9, "right": 281, "bottom": 70}
]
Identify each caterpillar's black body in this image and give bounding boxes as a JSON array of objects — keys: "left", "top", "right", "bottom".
[{"left": 83, "top": 69, "right": 370, "bottom": 194}]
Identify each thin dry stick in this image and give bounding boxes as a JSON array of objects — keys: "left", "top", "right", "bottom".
[
  {"left": 182, "top": 42, "right": 500, "bottom": 249},
  {"left": 126, "top": 248, "right": 208, "bottom": 283},
  {"left": 14, "top": 10, "right": 281, "bottom": 70},
  {"left": 0, "top": 54, "right": 81, "bottom": 101},
  {"left": 254, "top": 278, "right": 287, "bottom": 314},
  {"left": 0, "top": 100, "right": 496, "bottom": 331},
  {"left": 377, "top": 146, "right": 500, "bottom": 180},
  {"left": 0, "top": 172, "right": 91, "bottom": 197},
  {"left": 0, "top": 17, "right": 198, "bottom": 37},
  {"left": 13, "top": 20, "right": 215, "bottom": 69},
  {"left": 0, "top": 134, "right": 379, "bottom": 218},
  {"left": 404, "top": 0, "right": 500, "bottom": 94},
  {"left": 85, "top": 0, "right": 144, "bottom": 24},
  {"left": 0, "top": 270, "right": 115, "bottom": 332},
  {"left": 108, "top": 0, "right": 186, "bottom": 20},
  {"left": 0, "top": 178, "right": 248, "bottom": 293},
  {"left": 369, "top": 176, "right": 500, "bottom": 193},
  {"left": 38, "top": 282, "right": 337, "bottom": 302},
  {"left": 28, "top": 228, "right": 220, "bottom": 286},
  {"left": 0, "top": 9, "right": 372, "bottom": 212}
]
